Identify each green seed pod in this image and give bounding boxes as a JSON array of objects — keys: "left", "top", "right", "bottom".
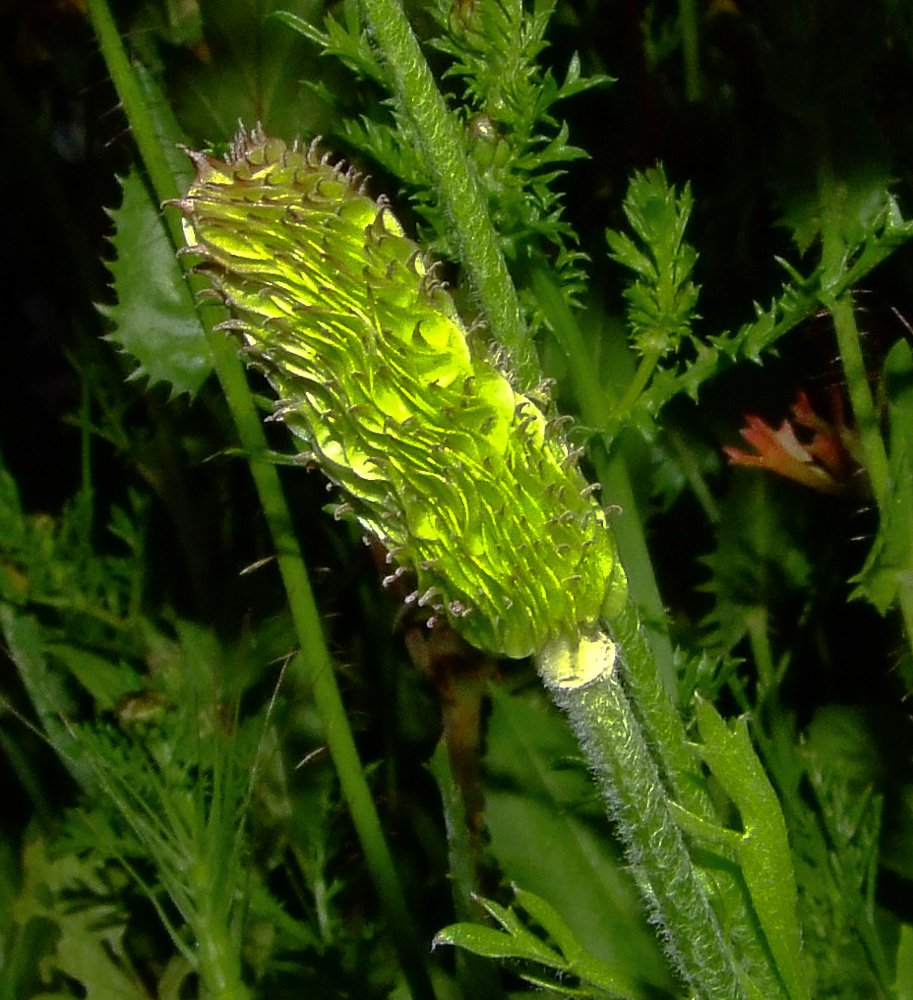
[{"left": 176, "top": 126, "right": 626, "bottom": 659}]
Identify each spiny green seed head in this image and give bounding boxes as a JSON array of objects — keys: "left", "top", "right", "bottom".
[{"left": 177, "top": 127, "right": 626, "bottom": 659}]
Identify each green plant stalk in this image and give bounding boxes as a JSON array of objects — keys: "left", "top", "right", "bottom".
[
  {"left": 610, "top": 347, "right": 663, "bottom": 421},
  {"left": 356, "top": 0, "right": 534, "bottom": 387},
  {"left": 194, "top": 927, "right": 249, "bottom": 1000},
  {"left": 530, "top": 238, "right": 788, "bottom": 998},
  {"left": 537, "top": 635, "right": 749, "bottom": 1000},
  {"left": 605, "top": 599, "right": 709, "bottom": 810},
  {"left": 192, "top": 736, "right": 248, "bottom": 1000},
  {"left": 85, "top": 5, "right": 435, "bottom": 999},
  {"left": 85, "top": 0, "right": 187, "bottom": 250},
  {"left": 828, "top": 292, "right": 913, "bottom": 653},
  {"left": 678, "top": 0, "right": 702, "bottom": 102},
  {"left": 146, "top": 751, "right": 250, "bottom": 1000},
  {"left": 592, "top": 608, "right": 787, "bottom": 996},
  {"left": 526, "top": 265, "right": 752, "bottom": 972},
  {"left": 828, "top": 293, "right": 889, "bottom": 500},
  {"left": 429, "top": 742, "right": 503, "bottom": 1000}
]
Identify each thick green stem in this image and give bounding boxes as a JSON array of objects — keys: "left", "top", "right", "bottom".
[
  {"left": 537, "top": 635, "right": 749, "bottom": 1000},
  {"left": 608, "top": 600, "right": 710, "bottom": 815},
  {"left": 86, "top": 4, "right": 434, "bottom": 998},
  {"left": 193, "top": 909, "right": 250, "bottom": 1000},
  {"left": 828, "top": 291, "right": 913, "bottom": 656},
  {"left": 828, "top": 293, "right": 889, "bottom": 500},
  {"left": 356, "top": 0, "right": 533, "bottom": 386}
]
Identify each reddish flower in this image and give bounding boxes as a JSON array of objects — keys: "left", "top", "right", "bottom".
[{"left": 724, "top": 389, "right": 861, "bottom": 493}]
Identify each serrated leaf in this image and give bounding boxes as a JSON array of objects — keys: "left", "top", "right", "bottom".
[
  {"left": 103, "top": 170, "right": 212, "bottom": 398},
  {"left": 693, "top": 699, "right": 810, "bottom": 1000},
  {"left": 604, "top": 230, "right": 654, "bottom": 280},
  {"left": 274, "top": 4, "right": 389, "bottom": 88},
  {"left": 605, "top": 166, "right": 699, "bottom": 355},
  {"left": 557, "top": 53, "right": 614, "bottom": 101}
]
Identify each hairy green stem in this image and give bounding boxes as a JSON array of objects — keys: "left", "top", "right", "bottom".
[
  {"left": 828, "top": 293, "right": 889, "bottom": 500},
  {"left": 537, "top": 636, "right": 748, "bottom": 1000},
  {"left": 828, "top": 291, "right": 913, "bottom": 654},
  {"left": 356, "top": 0, "right": 533, "bottom": 386},
  {"left": 86, "top": 5, "right": 435, "bottom": 998},
  {"left": 529, "top": 263, "right": 783, "bottom": 998},
  {"left": 607, "top": 600, "right": 710, "bottom": 813}
]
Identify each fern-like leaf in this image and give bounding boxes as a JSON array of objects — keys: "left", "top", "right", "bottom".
[{"left": 606, "top": 166, "right": 700, "bottom": 357}]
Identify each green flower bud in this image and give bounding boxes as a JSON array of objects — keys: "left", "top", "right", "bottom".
[{"left": 176, "top": 127, "right": 626, "bottom": 659}]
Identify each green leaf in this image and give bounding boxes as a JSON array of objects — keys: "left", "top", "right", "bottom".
[
  {"left": 637, "top": 190, "right": 913, "bottom": 420},
  {"left": 512, "top": 885, "right": 586, "bottom": 964},
  {"left": 0, "top": 455, "right": 25, "bottom": 551},
  {"left": 44, "top": 643, "right": 144, "bottom": 712},
  {"left": 13, "top": 835, "right": 148, "bottom": 1000},
  {"left": 0, "top": 605, "right": 91, "bottom": 789},
  {"left": 693, "top": 699, "right": 810, "bottom": 1000},
  {"left": 796, "top": 705, "right": 893, "bottom": 995},
  {"left": 435, "top": 886, "right": 648, "bottom": 999},
  {"left": 606, "top": 166, "right": 699, "bottom": 356},
  {"left": 102, "top": 169, "right": 213, "bottom": 398},
  {"left": 433, "top": 918, "right": 563, "bottom": 968},
  {"left": 699, "top": 473, "right": 814, "bottom": 656},
  {"left": 274, "top": 4, "right": 389, "bottom": 89},
  {"left": 511, "top": 887, "right": 643, "bottom": 997}
]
